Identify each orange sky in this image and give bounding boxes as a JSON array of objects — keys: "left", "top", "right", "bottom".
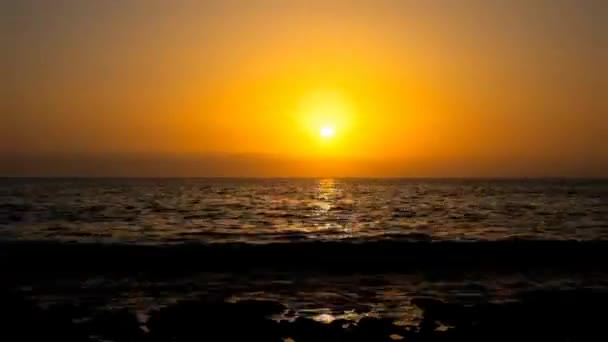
[{"left": 3, "top": 0, "right": 607, "bottom": 177}]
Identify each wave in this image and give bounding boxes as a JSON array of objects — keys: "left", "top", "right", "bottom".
[{"left": 3, "top": 239, "right": 608, "bottom": 273}]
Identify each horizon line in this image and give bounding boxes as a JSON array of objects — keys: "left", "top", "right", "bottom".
[{"left": 1, "top": 176, "right": 606, "bottom": 180}]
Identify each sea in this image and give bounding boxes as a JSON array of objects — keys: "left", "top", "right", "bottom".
[{"left": 1, "top": 178, "right": 608, "bottom": 330}]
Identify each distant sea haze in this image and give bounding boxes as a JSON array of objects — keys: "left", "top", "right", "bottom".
[{"left": 1, "top": 153, "right": 607, "bottom": 178}]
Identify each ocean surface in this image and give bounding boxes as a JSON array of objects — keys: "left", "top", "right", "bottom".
[
  {"left": 2, "top": 178, "right": 607, "bottom": 243},
  {"left": 2, "top": 178, "right": 608, "bottom": 334}
]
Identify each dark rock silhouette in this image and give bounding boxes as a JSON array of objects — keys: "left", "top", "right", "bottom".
[
  {"left": 146, "top": 299, "right": 285, "bottom": 341},
  {"left": 86, "top": 309, "right": 144, "bottom": 341},
  {"left": 0, "top": 294, "right": 88, "bottom": 341}
]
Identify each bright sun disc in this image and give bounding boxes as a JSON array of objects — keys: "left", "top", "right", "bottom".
[{"left": 320, "top": 126, "right": 335, "bottom": 138}]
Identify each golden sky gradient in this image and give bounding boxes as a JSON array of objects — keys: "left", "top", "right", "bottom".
[{"left": 3, "top": 0, "right": 607, "bottom": 177}]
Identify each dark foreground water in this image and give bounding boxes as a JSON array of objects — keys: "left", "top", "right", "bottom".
[{"left": 1, "top": 178, "right": 607, "bottom": 341}]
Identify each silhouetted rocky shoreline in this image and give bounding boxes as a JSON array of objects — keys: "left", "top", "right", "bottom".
[{"left": 3, "top": 288, "right": 607, "bottom": 341}]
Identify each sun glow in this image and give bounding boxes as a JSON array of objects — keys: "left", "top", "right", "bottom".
[
  {"left": 320, "top": 126, "right": 336, "bottom": 138},
  {"left": 299, "top": 89, "right": 354, "bottom": 149}
]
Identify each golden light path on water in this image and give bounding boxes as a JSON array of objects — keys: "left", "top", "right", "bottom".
[
  {"left": 315, "top": 179, "right": 354, "bottom": 238},
  {"left": 272, "top": 179, "right": 356, "bottom": 239}
]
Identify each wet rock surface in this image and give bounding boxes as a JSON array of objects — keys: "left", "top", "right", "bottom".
[{"left": 2, "top": 289, "right": 607, "bottom": 341}]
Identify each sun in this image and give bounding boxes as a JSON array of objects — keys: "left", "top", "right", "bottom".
[
  {"left": 320, "top": 126, "right": 336, "bottom": 138},
  {"left": 298, "top": 88, "right": 353, "bottom": 142}
]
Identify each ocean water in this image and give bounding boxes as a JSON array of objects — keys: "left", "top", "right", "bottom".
[
  {"left": 1, "top": 178, "right": 607, "bottom": 243},
  {"left": 2, "top": 178, "right": 608, "bottom": 329}
]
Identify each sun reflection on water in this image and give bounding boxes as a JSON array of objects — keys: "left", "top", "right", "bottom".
[
  {"left": 317, "top": 178, "right": 337, "bottom": 204},
  {"left": 315, "top": 179, "right": 354, "bottom": 237},
  {"left": 262, "top": 179, "right": 360, "bottom": 238}
]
